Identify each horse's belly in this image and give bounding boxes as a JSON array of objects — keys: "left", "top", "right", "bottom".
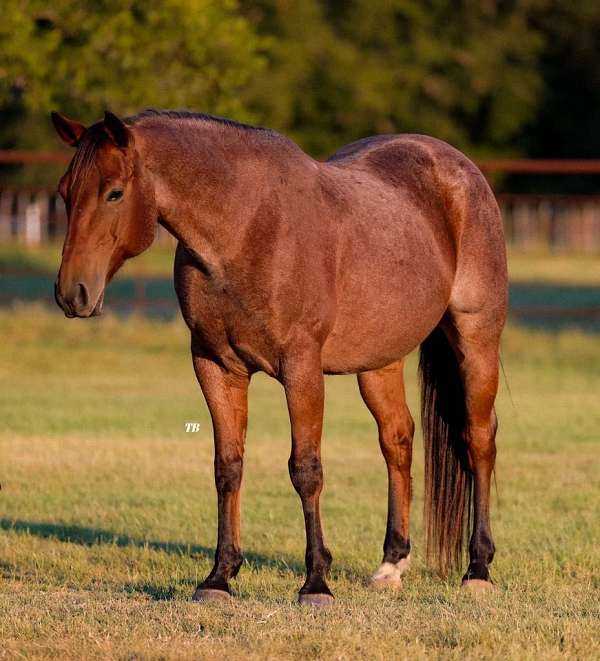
[
  {"left": 319, "top": 195, "right": 456, "bottom": 374},
  {"left": 322, "top": 306, "right": 446, "bottom": 373},
  {"left": 321, "top": 267, "right": 452, "bottom": 374}
]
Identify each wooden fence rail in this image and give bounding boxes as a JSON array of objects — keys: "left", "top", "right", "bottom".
[{"left": 1, "top": 192, "right": 600, "bottom": 251}]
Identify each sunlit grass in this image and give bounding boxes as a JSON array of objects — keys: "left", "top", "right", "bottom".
[
  {"left": 1, "top": 305, "right": 600, "bottom": 659},
  {"left": 507, "top": 249, "right": 600, "bottom": 285}
]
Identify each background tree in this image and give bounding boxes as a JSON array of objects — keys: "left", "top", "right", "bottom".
[
  {"left": 246, "top": 0, "right": 544, "bottom": 158},
  {"left": 1, "top": 0, "right": 599, "bottom": 191},
  {"left": 514, "top": 0, "right": 600, "bottom": 192},
  {"left": 0, "top": 0, "right": 265, "bottom": 151}
]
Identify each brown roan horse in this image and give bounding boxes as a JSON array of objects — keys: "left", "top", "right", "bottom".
[{"left": 51, "top": 109, "right": 507, "bottom": 605}]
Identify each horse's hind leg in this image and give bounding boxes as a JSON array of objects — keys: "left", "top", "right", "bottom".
[
  {"left": 442, "top": 310, "right": 501, "bottom": 590},
  {"left": 358, "top": 359, "right": 414, "bottom": 589}
]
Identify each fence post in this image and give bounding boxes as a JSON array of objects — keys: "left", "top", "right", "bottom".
[
  {"left": 25, "top": 198, "right": 42, "bottom": 245},
  {"left": 0, "top": 190, "right": 13, "bottom": 240},
  {"left": 37, "top": 191, "right": 50, "bottom": 243},
  {"left": 15, "top": 191, "right": 31, "bottom": 241}
]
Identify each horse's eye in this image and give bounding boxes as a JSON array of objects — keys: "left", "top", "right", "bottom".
[{"left": 107, "top": 189, "right": 123, "bottom": 202}]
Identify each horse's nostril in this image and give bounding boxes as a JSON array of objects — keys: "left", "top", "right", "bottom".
[{"left": 74, "top": 282, "right": 89, "bottom": 309}]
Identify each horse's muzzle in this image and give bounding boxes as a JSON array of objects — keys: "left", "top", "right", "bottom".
[{"left": 54, "top": 280, "right": 104, "bottom": 318}]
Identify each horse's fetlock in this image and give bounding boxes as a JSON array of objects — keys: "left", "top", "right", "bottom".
[
  {"left": 470, "top": 529, "right": 495, "bottom": 564},
  {"left": 227, "top": 549, "right": 244, "bottom": 577},
  {"left": 321, "top": 546, "right": 333, "bottom": 572},
  {"left": 215, "top": 544, "right": 244, "bottom": 578},
  {"left": 305, "top": 544, "right": 332, "bottom": 576},
  {"left": 301, "top": 574, "right": 333, "bottom": 597},
  {"left": 383, "top": 531, "right": 411, "bottom": 564}
]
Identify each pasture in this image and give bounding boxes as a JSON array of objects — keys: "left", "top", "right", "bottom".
[{"left": 1, "top": 299, "right": 599, "bottom": 659}]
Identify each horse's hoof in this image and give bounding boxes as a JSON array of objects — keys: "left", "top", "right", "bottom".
[
  {"left": 192, "top": 588, "right": 232, "bottom": 603},
  {"left": 461, "top": 579, "right": 495, "bottom": 594},
  {"left": 368, "top": 576, "right": 402, "bottom": 590},
  {"left": 298, "top": 593, "right": 334, "bottom": 607},
  {"left": 368, "top": 557, "right": 409, "bottom": 591}
]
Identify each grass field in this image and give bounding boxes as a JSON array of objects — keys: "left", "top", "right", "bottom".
[{"left": 1, "top": 304, "right": 600, "bottom": 659}]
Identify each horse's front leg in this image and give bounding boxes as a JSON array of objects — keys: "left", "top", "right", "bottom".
[
  {"left": 190, "top": 352, "right": 249, "bottom": 602},
  {"left": 282, "top": 347, "right": 333, "bottom": 606}
]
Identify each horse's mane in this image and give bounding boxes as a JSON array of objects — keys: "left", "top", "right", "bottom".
[
  {"left": 68, "top": 109, "right": 277, "bottom": 183},
  {"left": 125, "top": 109, "right": 275, "bottom": 136}
]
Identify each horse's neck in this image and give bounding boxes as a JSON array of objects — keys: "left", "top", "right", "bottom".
[{"left": 138, "top": 122, "right": 308, "bottom": 260}]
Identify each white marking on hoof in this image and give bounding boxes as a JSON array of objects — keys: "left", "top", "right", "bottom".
[{"left": 368, "top": 554, "right": 410, "bottom": 590}]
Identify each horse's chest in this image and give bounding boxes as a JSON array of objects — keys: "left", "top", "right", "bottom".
[{"left": 177, "top": 277, "right": 280, "bottom": 375}]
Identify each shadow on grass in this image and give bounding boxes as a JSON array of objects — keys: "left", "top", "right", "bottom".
[
  {"left": 123, "top": 582, "right": 179, "bottom": 601},
  {"left": 0, "top": 518, "right": 440, "bottom": 597},
  {"left": 0, "top": 518, "right": 305, "bottom": 579}
]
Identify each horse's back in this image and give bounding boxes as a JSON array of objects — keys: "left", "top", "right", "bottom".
[
  {"left": 326, "top": 132, "right": 507, "bottom": 298},
  {"left": 320, "top": 134, "right": 507, "bottom": 372}
]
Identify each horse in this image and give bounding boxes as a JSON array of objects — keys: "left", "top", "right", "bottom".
[{"left": 51, "top": 109, "right": 507, "bottom": 605}]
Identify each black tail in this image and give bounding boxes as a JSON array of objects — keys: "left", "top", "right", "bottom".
[{"left": 419, "top": 326, "right": 472, "bottom": 576}]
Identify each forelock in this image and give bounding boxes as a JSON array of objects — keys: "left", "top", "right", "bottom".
[{"left": 68, "top": 124, "right": 106, "bottom": 187}]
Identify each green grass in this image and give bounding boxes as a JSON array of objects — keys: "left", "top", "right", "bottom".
[
  {"left": 1, "top": 305, "right": 600, "bottom": 659},
  {"left": 507, "top": 249, "right": 600, "bottom": 285}
]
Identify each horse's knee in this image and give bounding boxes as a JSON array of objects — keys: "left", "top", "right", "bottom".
[
  {"left": 288, "top": 453, "right": 323, "bottom": 497},
  {"left": 215, "top": 455, "right": 243, "bottom": 493}
]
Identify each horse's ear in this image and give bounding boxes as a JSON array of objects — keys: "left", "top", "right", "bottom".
[
  {"left": 103, "top": 111, "right": 131, "bottom": 149},
  {"left": 51, "top": 112, "right": 86, "bottom": 147}
]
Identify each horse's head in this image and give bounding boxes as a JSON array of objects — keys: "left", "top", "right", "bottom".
[{"left": 52, "top": 111, "right": 157, "bottom": 317}]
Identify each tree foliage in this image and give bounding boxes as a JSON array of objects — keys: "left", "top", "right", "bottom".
[
  {"left": 245, "top": 0, "right": 544, "bottom": 157},
  {"left": 0, "top": 0, "right": 265, "bottom": 149},
  {"left": 0, "top": 0, "right": 598, "bottom": 168}
]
